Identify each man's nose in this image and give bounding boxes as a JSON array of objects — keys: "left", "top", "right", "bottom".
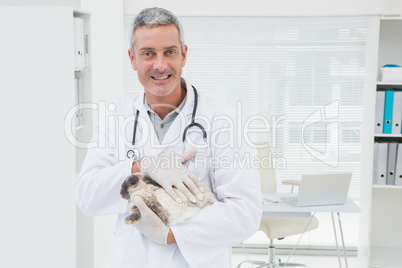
[{"left": 153, "top": 54, "right": 167, "bottom": 71}]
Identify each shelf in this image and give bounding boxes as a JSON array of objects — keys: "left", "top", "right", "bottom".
[
  {"left": 73, "top": 9, "right": 91, "bottom": 17},
  {"left": 371, "top": 247, "right": 402, "bottom": 267},
  {"left": 374, "top": 134, "right": 402, "bottom": 138},
  {"left": 381, "top": 16, "right": 402, "bottom": 21},
  {"left": 377, "top": 81, "right": 402, "bottom": 85},
  {"left": 372, "top": 184, "right": 402, "bottom": 190}
]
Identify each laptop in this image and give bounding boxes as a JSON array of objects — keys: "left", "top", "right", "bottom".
[{"left": 280, "top": 172, "right": 352, "bottom": 207}]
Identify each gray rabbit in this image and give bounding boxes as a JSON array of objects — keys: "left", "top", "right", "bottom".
[{"left": 120, "top": 173, "right": 217, "bottom": 226}]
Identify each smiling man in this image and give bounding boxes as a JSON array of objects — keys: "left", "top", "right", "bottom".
[
  {"left": 128, "top": 24, "right": 187, "bottom": 116},
  {"left": 76, "top": 7, "right": 262, "bottom": 268}
]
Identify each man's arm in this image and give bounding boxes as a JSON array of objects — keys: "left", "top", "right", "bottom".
[
  {"left": 76, "top": 146, "right": 129, "bottom": 216},
  {"left": 76, "top": 99, "right": 129, "bottom": 216}
]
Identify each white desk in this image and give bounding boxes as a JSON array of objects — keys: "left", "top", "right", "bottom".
[
  {"left": 262, "top": 193, "right": 360, "bottom": 268},
  {"left": 262, "top": 193, "right": 360, "bottom": 215}
]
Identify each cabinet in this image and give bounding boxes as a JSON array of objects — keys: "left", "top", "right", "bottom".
[
  {"left": 0, "top": 7, "right": 92, "bottom": 268},
  {"left": 359, "top": 17, "right": 402, "bottom": 268},
  {"left": 73, "top": 10, "right": 94, "bottom": 268}
]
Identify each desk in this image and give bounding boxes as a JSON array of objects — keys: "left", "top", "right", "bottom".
[{"left": 262, "top": 193, "right": 360, "bottom": 268}]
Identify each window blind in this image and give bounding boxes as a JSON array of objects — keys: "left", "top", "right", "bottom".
[{"left": 123, "top": 16, "right": 372, "bottom": 199}]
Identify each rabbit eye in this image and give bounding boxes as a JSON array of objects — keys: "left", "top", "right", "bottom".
[{"left": 130, "top": 180, "right": 136, "bottom": 185}]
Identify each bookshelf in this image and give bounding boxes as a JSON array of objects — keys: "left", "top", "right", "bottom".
[{"left": 359, "top": 17, "right": 402, "bottom": 268}]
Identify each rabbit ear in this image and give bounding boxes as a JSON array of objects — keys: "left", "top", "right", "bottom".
[{"left": 143, "top": 175, "right": 162, "bottom": 187}]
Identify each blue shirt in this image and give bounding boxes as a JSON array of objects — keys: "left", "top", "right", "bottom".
[{"left": 144, "top": 95, "right": 187, "bottom": 143}]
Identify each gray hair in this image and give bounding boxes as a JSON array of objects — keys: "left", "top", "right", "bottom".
[{"left": 129, "top": 7, "right": 185, "bottom": 53}]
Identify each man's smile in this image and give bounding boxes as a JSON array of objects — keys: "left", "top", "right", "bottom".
[{"left": 151, "top": 75, "right": 172, "bottom": 80}]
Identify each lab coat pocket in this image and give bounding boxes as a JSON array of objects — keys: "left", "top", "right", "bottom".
[{"left": 110, "top": 235, "right": 126, "bottom": 268}]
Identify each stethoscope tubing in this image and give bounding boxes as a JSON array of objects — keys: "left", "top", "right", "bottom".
[{"left": 127, "top": 85, "right": 207, "bottom": 160}]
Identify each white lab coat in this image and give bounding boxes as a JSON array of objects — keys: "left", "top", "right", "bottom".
[{"left": 76, "top": 79, "right": 262, "bottom": 268}]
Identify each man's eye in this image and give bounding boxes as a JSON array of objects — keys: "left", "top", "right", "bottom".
[
  {"left": 167, "top": 50, "right": 175, "bottom": 55},
  {"left": 142, "top": 52, "right": 152, "bottom": 56}
]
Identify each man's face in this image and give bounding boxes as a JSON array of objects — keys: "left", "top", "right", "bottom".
[{"left": 128, "top": 25, "right": 188, "bottom": 97}]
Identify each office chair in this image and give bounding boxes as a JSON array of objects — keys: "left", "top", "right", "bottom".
[{"left": 237, "top": 143, "right": 319, "bottom": 268}]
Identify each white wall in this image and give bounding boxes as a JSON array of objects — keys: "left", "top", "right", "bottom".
[
  {"left": 88, "top": 0, "right": 124, "bottom": 104},
  {"left": 0, "top": 0, "right": 81, "bottom": 7},
  {"left": 124, "top": 0, "right": 402, "bottom": 16}
]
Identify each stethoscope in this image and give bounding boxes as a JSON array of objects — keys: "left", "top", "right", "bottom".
[{"left": 126, "top": 86, "right": 209, "bottom": 178}]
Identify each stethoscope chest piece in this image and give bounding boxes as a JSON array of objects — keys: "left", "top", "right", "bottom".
[
  {"left": 127, "top": 149, "right": 140, "bottom": 171},
  {"left": 127, "top": 149, "right": 140, "bottom": 160}
]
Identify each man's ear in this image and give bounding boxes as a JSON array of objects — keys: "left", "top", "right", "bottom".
[
  {"left": 181, "top": 45, "right": 188, "bottom": 67},
  {"left": 128, "top": 49, "right": 137, "bottom": 71}
]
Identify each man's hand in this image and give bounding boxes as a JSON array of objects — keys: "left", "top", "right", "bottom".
[
  {"left": 133, "top": 196, "right": 171, "bottom": 245},
  {"left": 139, "top": 149, "right": 205, "bottom": 203}
]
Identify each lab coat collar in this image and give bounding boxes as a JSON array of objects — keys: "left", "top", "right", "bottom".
[{"left": 132, "top": 78, "right": 196, "bottom": 156}]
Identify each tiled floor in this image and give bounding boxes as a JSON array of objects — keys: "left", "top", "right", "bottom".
[{"left": 232, "top": 253, "right": 361, "bottom": 268}]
